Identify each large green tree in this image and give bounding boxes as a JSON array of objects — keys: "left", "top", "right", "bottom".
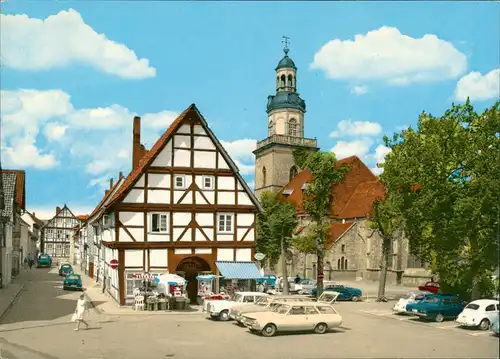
[
  {"left": 256, "top": 190, "right": 298, "bottom": 294},
  {"left": 292, "top": 223, "right": 320, "bottom": 278},
  {"left": 380, "top": 100, "right": 500, "bottom": 299},
  {"left": 301, "top": 151, "right": 349, "bottom": 297}
]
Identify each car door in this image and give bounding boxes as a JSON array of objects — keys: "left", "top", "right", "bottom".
[
  {"left": 304, "top": 305, "right": 321, "bottom": 330},
  {"left": 333, "top": 287, "right": 348, "bottom": 300},
  {"left": 440, "top": 298, "right": 453, "bottom": 317},
  {"left": 450, "top": 297, "right": 463, "bottom": 317},
  {"left": 283, "top": 305, "right": 308, "bottom": 331},
  {"left": 485, "top": 304, "right": 498, "bottom": 322}
]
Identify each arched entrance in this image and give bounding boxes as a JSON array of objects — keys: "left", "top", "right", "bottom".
[{"left": 175, "top": 256, "right": 211, "bottom": 303}]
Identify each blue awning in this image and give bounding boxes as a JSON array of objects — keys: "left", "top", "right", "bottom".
[{"left": 215, "top": 261, "right": 263, "bottom": 280}]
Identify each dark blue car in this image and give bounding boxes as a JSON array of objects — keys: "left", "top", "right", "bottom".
[{"left": 312, "top": 284, "right": 363, "bottom": 301}]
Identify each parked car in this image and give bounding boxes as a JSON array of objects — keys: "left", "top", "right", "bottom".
[
  {"left": 455, "top": 299, "right": 499, "bottom": 330},
  {"left": 295, "top": 279, "right": 317, "bottom": 294},
  {"left": 59, "top": 264, "right": 73, "bottom": 277},
  {"left": 418, "top": 281, "right": 440, "bottom": 294},
  {"left": 406, "top": 294, "right": 466, "bottom": 322},
  {"left": 393, "top": 291, "right": 432, "bottom": 314},
  {"left": 233, "top": 291, "right": 340, "bottom": 326},
  {"left": 205, "top": 292, "right": 269, "bottom": 321},
  {"left": 490, "top": 314, "right": 499, "bottom": 336},
  {"left": 243, "top": 301, "right": 343, "bottom": 337},
  {"left": 312, "top": 285, "right": 362, "bottom": 301},
  {"left": 255, "top": 275, "right": 277, "bottom": 288},
  {"left": 63, "top": 273, "right": 83, "bottom": 291},
  {"left": 37, "top": 254, "right": 52, "bottom": 268}
]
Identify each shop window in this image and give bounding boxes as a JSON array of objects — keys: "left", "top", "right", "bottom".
[
  {"left": 125, "top": 272, "right": 165, "bottom": 298},
  {"left": 202, "top": 176, "right": 214, "bottom": 190},
  {"left": 151, "top": 213, "right": 168, "bottom": 233},
  {"left": 174, "top": 175, "right": 185, "bottom": 189},
  {"left": 217, "top": 213, "right": 234, "bottom": 234}
]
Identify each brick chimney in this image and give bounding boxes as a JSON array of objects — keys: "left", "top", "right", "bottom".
[
  {"left": 56, "top": 206, "right": 61, "bottom": 214},
  {"left": 110, "top": 177, "right": 114, "bottom": 190},
  {"left": 105, "top": 190, "right": 110, "bottom": 196},
  {"left": 119, "top": 171, "right": 123, "bottom": 180},
  {"left": 132, "top": 116, "right": 142, "bottom": 170}
]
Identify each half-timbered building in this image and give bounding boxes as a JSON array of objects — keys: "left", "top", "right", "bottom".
[
  {"left": 96, "top": 104, "right": 263, "bottom": 305},
  {"left": 40, "top": 206, "right": 80, "bottom": 260}
]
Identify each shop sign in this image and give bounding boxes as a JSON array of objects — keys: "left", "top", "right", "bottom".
[{"left": 132, "top": 273, "right": 157, "bottom": 280}]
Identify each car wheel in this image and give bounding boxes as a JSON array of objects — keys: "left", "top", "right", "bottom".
[
  {"left": 435, "top": 313, "right": 444, "bottom": 323},
  {"left": 261, "top": 324, "right": 277, "bottom": 337},
  {"left": 219, "top": 310, "right": 229, "bottom": 321},
  {"left": 314, "top": 322, "right": 328, "bottom": 334},
  {"left": 479, "top": 319, "right": 490, "bottom": 331},
  {"left": 351, "top": 296, "right": 360, "bottom": 302}
]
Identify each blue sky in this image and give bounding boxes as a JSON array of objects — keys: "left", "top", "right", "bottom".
[{"left": 1, "top": 1, "right": 499, "bottom": 219}]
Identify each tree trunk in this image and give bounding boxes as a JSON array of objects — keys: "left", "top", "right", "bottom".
[
  {"left": 316, "top": 244, "right": 325, "bottom": 298},
  {"left": 377, "top": 236, "right": 391, "bottom": 301},
  {"left": 303, "top": 253, "right": 307, "bottom": 279},
  {"left": 281, "top": 233, "right": 289, "bottom": 295}
]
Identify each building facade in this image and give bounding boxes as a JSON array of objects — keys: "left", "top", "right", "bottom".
[
  {"left": 21, "top": 212, "right": 43, "bottom": 258},
  {"left": 1, "top": 173, "right": 17, "bottom": 288},
  {"left": 92, "top": 105, "right": 262, "bottom": 305},
  {"left": 253, "top": 44, "right": 318, "bottom": 199},
  {"left": 40, "top": 206, "right": 80, "bottom": 261}
]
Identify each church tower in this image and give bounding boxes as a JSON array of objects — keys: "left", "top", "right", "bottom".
[{"left": 253, "top": 39, "right": 318, "bottom": 199}]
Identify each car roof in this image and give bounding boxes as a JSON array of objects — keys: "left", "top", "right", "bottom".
[
  {"left": 469, "top": 299, "right": 499, "bottom": 305},
  {"left": 273, "top": 300, "right": 330, "bottom": 306},
  {"left": 235, "top": 292, "right": 269, "bottom": 296}
]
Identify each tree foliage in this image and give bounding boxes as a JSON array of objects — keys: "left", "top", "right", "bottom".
[
  {"left": 292, "top": 225, "right": 318, "bottom": 255},
  {"left": 256, "top": 191, "right": 299, "bottom": 267},
  {"left": 292, "top": 148, "right": 313, "bottom": 169},
  {"left": 301, "top": 151, "right": 349, "bottom": 296},
  {"left": 380, "top": 100, "right": 500, "bottom": 299}
]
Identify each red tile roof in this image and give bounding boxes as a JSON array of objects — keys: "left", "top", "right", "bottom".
[
  {"left": 325, "top": 222, "right": 355, "bottom": 249},
  {"left": 0, "top": 170, "right": 25, "bottom": 209},
  {"left": 76, "top": 215, "right": 89, "bottom": 221},
  {"left": 279, "top": 156, "right": 385, "bottom": 219}
]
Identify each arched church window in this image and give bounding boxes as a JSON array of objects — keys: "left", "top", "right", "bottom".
[
  {"left": 340, "top": 256, "right": 345, "bottom": 270},
  {"left": 268, "top": 120, "right": 275, "bottom": 136},
  {"left": 287, "top": 74, "right": 293, "bottom": 88},
  {"left": 289, "top": 166, "right": 298, "bottom": 181},
  {"left": 337, "top": 259, "right": 341, "bottom": 269},
  {"left": 280, "top": 75, "right": 286, "bottom": 88},
  {"left": 262, "top": 167, "right": 267, "bottom": 187},
  {"left": 344, "top": 259, "right": 348, "bottom": 270},
  {"left": 288, "top": 118, "right": 297, "bottom": 136}
]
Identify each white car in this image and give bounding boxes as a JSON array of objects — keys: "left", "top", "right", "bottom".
[
  {"left": 393, "top": 291, "right": 430, "bottom": 314},
  {"left": 456, "top": 299, "right": 499, "bottom": 330},
  {"left": 206, "top": 292, "right": 269, "bottom": 321},
  {"left": 243, "top": 301, "right": 343, "bottom": 337},
  {"left": 295, "top": 279, "right": 317, "bottom": 294}
]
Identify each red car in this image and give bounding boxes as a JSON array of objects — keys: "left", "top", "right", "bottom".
[{"left": 418, "top": 281, "right": 440, "bottom": 293}]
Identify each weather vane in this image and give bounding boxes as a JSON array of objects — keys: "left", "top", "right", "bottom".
[{"left": 282, "top": 36, "right": 290, "bottom": 53}]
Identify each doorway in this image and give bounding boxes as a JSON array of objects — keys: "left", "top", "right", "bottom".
[{"left": 175, "top": 256, "right": 211, "bottom": 303}]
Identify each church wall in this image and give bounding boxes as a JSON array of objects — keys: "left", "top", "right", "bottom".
[
  {"left": 255, "top": 147, "right": 297, "bottom": 199},
  {"left": 268, "top": 109, "right": 304, "bottom": 136}
]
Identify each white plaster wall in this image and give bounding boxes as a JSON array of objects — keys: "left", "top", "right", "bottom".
[
  {"left": 217, "top": 177, "right": 234, "bottom": 190},
  {"left": 148, "top": 189, "right": 170, "bottom": 204},
  {"left": 152, "top": 140, "right": 173, "bottom": 167},
  {"left": 193, "top": 125, "right": 207, "bottom": 135},
  {"left": 123, "top": 189, "right": 144, "bottom": 203},
  {"left": 135, "top": 175, "right": 145, "bottom": 187},
  {"left": 217, "top": 234, "right": 233, "bottom": 241},
  {"left": 177, "top": 124, "right": 191, "bottom": 134},
  {"left": 237, "top": 192, "right": 253, "bottom": 205},
  {"left": 217, "top": 248, "right": 234, "bottom": 261},
  {"left": 195, "top": 192, "right": 212, "bottom": 205},
  {"left": 236, "top": 248, "right": 251, "bottom": 262},
  {"left": 193, "top": 136, "right": 215, "bottom": 150},
  {"left": 172, "top": 212, "right": 191, "bottom": 225},
  {"left": 149, "top": 249, "right": 168, "bottom": 267},
  {"left": 125, "top": 250, "right": 143, "bottom": 267},
  {"left": 195, "top": 248, "right": 212, "bottom": 255},
  {"left": 217, "top": 153, "right": 230, "bottom": 169},
  {"left": 237, "top": 213, "right": 254, "bottom": 226},
  {"left": 102, "top": 230, "right": 112, "bottom": 242},
  {"left": 195, "top": 213, "right": 212, "bottom": 226},
  {"left": 174, "top": 248, "right": 191, "bottom": 255},
  {"left": 119, "top": 212, "right": 143, "bottom": 226},
  {"left": 119, "top": 228, "right": 144, "bottom": 242},
  {"left": 242, "top": 228, "right": 255, "bottom": 242},
  {"left": 193, "top": 151, "right": 216, "bottom": 168},
  {"left": 174, "top": 135, "right": 191, "bottom": 148},
  {"left": 218, "top": 192, "right": 235, "bottom": 205},
  {"left": 174, "top": 228, "right": 191, "bottom": 241},
  {"left": 148, "top": 174, "right": 171, "bottom": 188},
  {"left": 173, "top": 149, "right": 191, "bottom": 167}
]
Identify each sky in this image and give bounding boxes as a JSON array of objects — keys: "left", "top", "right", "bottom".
[{"left": 1, "top": 1, "right": 499, "bottom": 220}]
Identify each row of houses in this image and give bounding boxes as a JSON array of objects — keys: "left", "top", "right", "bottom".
[{"left": 0, "top": 170, "right": 40, "bottom": 289}]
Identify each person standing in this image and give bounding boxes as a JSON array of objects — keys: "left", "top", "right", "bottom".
[{"left": 72, "top": 294, "right": 90, "bottom": 331}]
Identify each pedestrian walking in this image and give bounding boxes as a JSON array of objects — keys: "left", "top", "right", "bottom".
[
  {"left": 28, "top": 259, "right": 34, "bottom": 270},
  {"left": 23, "top": 257, "right": 28, "bottom": 269},
  {"left": 72, "top": 294, "right": 90, "bottom": 331}
]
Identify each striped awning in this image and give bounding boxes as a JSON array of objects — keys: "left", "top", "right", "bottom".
[{"left": 215, "top": 261, "right": 263, "bottom": 280}]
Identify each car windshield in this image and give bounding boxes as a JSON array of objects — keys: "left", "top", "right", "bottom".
[
  {"left": 67, "top": 275, "right": 80, "bottom": 280},
  {"left": 465, "top": 303, "right": 480, "bottom": 310},
  {"left": 231, "top": 294, "right": 242, "bottom": 302},
  {"left": 423, "top": 297, "right": 440, "bottom": 303},
  {"left": 62, "top": 265, "right": 71, "bottom": 269},
  {"left": 256, "top": 296, "right": 269, "bottom": 305}
]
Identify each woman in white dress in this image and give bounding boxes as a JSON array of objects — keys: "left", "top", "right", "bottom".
[{"left": 72, "top": 294, "right": 90, "bottom": 331}]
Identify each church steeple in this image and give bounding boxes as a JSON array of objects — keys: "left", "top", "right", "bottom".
[{"left": 253, "top": 37, "right": 318, "bottom": 199}]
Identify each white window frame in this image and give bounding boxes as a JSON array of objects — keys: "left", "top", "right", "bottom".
[
  {"left": 202, "top": 176, "right": 214, "bottom": 190},
  {"left": 174, "top": 175, "right": 185, "bottom": 189},
  {"left": 217, "top": 213, "right": 234, "bottom": 234},
  {"left": 150, "top": 213, "right": 169, "bottom": 234}
]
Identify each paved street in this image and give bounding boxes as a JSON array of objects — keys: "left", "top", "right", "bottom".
[{"left": 0, "top": 269, "right": 498, "bottom": 359}]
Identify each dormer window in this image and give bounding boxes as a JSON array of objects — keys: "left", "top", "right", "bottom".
[
  {"left": 174, "top": 175, "right": 185, "bottom": 189},
  {"left": 283, "top": 189, "right": 293, "bottom": 196}
]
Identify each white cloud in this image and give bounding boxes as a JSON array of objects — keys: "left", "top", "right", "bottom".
[
  {"left": 331, "top": 139, "right": 373, "bottom": 160},
  {"left": 1, "top": 9, "right": 155, "bottom": 79},
  {"left": 44, "top": 122, "right": 68, "bottom": 142},
  {"left": 372, "top": 144, "right": 392, "bottom": 164},
  {"left": 350, "top": 85, "right": 368, "bottom": 95},
  {"left": 2, "top": 129, "right": 58, "bottom": 169},
  {"left": 454, "top": 68, "right": 500, "bottom": 102},
  {"left": 220, "top": 139, "right": 257, "bottom": 176},
  {"left": 311, "top": 26, "right": 467, "bottom": 85},
  {"left": 330, "top": 119, "right": 382, "bottom": 138}
]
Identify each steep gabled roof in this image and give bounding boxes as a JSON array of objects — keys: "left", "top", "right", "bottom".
[
  {"left": 325, "top": 221, "right": 356, "bottom": 249},
  {"left": 87, "top": 175, "right": 125, "bottom": 223},
  {"left": 40, "top": 205, "right": 79, "bottom": 230},
  {"left": 0, "top": 170, "right": 25, "bottom": 209},
  {"left": 279, "top": 156, "right": 385, "bottom": 219},
  {"left": 26, "top": 211, "right": 44, "bottom": 227},
  {"left": 105, "top": 104, "right": 263, "bottom": 212}
]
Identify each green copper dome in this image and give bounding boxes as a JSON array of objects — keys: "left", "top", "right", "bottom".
[
  {"left": 267, "top": 92, "right": 306, "bottom": 113},
  {"left": 275, "top": 48, "right": 297, "bottom": 70}
]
